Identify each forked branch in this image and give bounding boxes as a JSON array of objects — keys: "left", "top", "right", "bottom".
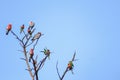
[{"left": 56, "top": 52, "right": 76, "bottom": 80}]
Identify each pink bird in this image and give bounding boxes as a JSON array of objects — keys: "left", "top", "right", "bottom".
[
  {"left": 6, "top": 24, "right": 12, "bottom": 35},
  {"left": 28, "top": 21, "right": 35, "bottom": 30},
  {"left": 29, "top": 49, "right": 34, "bottom": 62}
]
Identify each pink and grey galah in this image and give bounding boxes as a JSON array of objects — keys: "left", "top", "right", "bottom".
[
  {"left": 31, "top": 32, "right": 43, "bottom": 41},
  {"left": 28, "top": 21, "right": 35, "bottom": 30},
  {"left": 29, "top": 49, "right": 34, "bottom": 62},
  {"left": 6, "top": 24, "right": 12, "bottom": 35}
]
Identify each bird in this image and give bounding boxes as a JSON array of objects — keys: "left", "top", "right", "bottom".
[
  {"left": 31, "top": 32, "right": 43, "bottom": 41},
  {"left": 67, "top": 61, "right": 74, "bottom": 74},
  {"left": 20, "top": 24, "right": 24, "bottom": 33},
  {"left": 41, "top": 48, "right": 51, "bottom": 59},
  {"left": 28, "top": 21, "right": 35, "bottom": 30},
  {"left": 41, "top": 48, "right": 50, "bottom": 55},
  {"left": 29, "top": 49, "right": 34, "bottom": 62},
  {"left": 6, "top": 24, "right": 12, "bottom": 35},
  {"left": 28, "top": 29, "right": 32, "bottom": 35}
]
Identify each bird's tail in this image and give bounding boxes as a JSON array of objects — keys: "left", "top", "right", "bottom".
[
  {"left": 29, "top": 58, "right": 31, "bottom": 62},
  {"left": 6, "top": 31, "right": 9, "bottom": 35}
]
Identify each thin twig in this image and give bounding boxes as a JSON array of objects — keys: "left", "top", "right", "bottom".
[
  {"left": 24, "top": 35, "right": 32, "bottom": 46},
  {"left": 56, "top": 61, "right": 61, "bottom": 80},
  {"left": 22, "top": 35, "right": 26, "bottom": 41},
  {"left": 37, "top": 55, "right": 48, "bottom": 72},
  {"left": 23, "top": 30, "right": 28, "bottom": 40},
  {"left": 23, "top": 46, "right": 34, "bottom": 80},
  {"left": 20, "top": 58, "right": 26, "bottom": 61},
  {"left": 57, "top": 52, "right": 76, "bottom": 80},
  {"left": 61, "top": 67, "right": 68, "bottom": 80},
  {"left": 33, "top": 39, "right": 39, "bottom": 50},
  {"left": 17, "top": 50, "right": 24, "bottom": 53},
  {"left": 72, "top": 51, "right": 76, "bottom": 61},
  {"left": 11, "top": 30, "right": 24, "bottom": 45},
  {"left": 24, "top": 29, "right": 36, "bottom": 46},
  {"left": 35, "top": 55, "right": 38, "bottom": 61},
  {"left": 26, "top": 41, "right": 34, "bottom": 47},
  {"left": 32, "top": 58, "right": 38, "bottom": 80},
  {"left": 25, "top": 68, "right": 33, "bottom": 71}
]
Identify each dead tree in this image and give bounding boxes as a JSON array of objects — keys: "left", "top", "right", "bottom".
[{"left": 6, "top": 22, "right": 77, "bottom": 80}]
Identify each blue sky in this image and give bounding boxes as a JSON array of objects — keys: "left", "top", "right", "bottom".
[{"left": 0, "top": 0, "right": 120, "bottom": 80}]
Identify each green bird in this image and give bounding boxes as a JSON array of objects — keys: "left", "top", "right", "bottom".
[
  {"left": 68, "top": 61, "right": 74, "bottom": 74},
  {"left": 68, "top": 61, "right": 74, "bottom": 70},
  {"left": 41, "top": 48, "right": 51, "bottom": 59}
]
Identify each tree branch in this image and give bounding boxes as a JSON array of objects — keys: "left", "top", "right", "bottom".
[
  {"left": 6, "top": 23, "right": 77, "bottom": 80},
  {"left": 33, "top": 39, "right": 39, "bottom": 50},
  {"left": 11, "top": 30, "right": 24, "bottom": 46},
  {"left": 32, "top": 58, "right": 38, "bottom": 80},
  {"left": 61, "top": 67, "right": 68, "bottom": 80},
  {"left": 37, "top": 55, "right": 48, "bottom": 72},
  {"left": 56, "top": 52, "right": 76, "bottom": 80},
  {"left": 23, "top": 46, "right": 34, "bottom": 80},
  {"left": 23, "top": 30, "right": 28, "bottom": 40},
  {"left": 56, "top": 61, "right": 62, "bottom": 80}
]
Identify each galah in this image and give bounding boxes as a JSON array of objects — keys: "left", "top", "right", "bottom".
[
  {"left": 31, "top": 32, "right": 43, "bottom": 41},
  {"left": 29, "top": 49, "right": 34, "bottom": 62},
  {"left": 6, "top": 24, "right": 12, "bottom": 35},
  {"left": 20, "top": 24, "right": 24, "bottom": 33},
  {"left": 28, "top": 21, "right": 35, "bottom": 30}
]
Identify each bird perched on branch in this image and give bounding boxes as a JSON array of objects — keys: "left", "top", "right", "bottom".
[
  {"left": 20, "top": 24, "right": 24, "bottom": 33},
  {"left": 28, "top": 29, "right": 32, "bottom": 35},
  {"left": 67, "top": 61, "right": 74, "bottom": 74},
  {"left": 28, "top": 21, "right": 35, "bottom": 30},
  {"left": 68, "top": 61, "right": 74, "bottom": 70},
  {"left": 29, "top": 49, "right": 34, "bottom": 62},
  {"left": 41, "top": 48, "right": 51, "bottom": 59},
  {"left": 6, "top": 24, "right": 12, "bottom": 35},
  {"left": 31, "top": 32, "right": 43, "bottom": 41}
]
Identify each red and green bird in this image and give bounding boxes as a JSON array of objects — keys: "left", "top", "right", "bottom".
[
  {"left": 6, "top": 24, "right": 12, "bottom": 35},
  {"left": 41, "top": 48, "right": 51, "bottom": 59},
  {"left": 29, "top": 49, "right": 34, "bottom": 62},
  {"left": 67, "top": 61, "right": 74, "bottom": 73}
]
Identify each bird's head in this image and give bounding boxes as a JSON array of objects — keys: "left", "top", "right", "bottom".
[
  {"left": 6, "top": 24, "right": 12, "bottom": 30},
  {"left": 38, "top": 32, "right": 41, "bottom": 34},
  {"left": 21, "top": 24, "right": 24, "bottom": 29}
]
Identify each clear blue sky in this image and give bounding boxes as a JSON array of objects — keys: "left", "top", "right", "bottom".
[{"left": 0, "top": 0, "right": 120, "bottom": 80}]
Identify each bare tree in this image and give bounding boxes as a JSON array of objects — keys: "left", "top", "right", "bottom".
[
  {"left": 6, "top": 22, "right": 77, "bottom": 80},
  {"left": 56, "top": 52, "right": 77, "bottom": 80}
]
